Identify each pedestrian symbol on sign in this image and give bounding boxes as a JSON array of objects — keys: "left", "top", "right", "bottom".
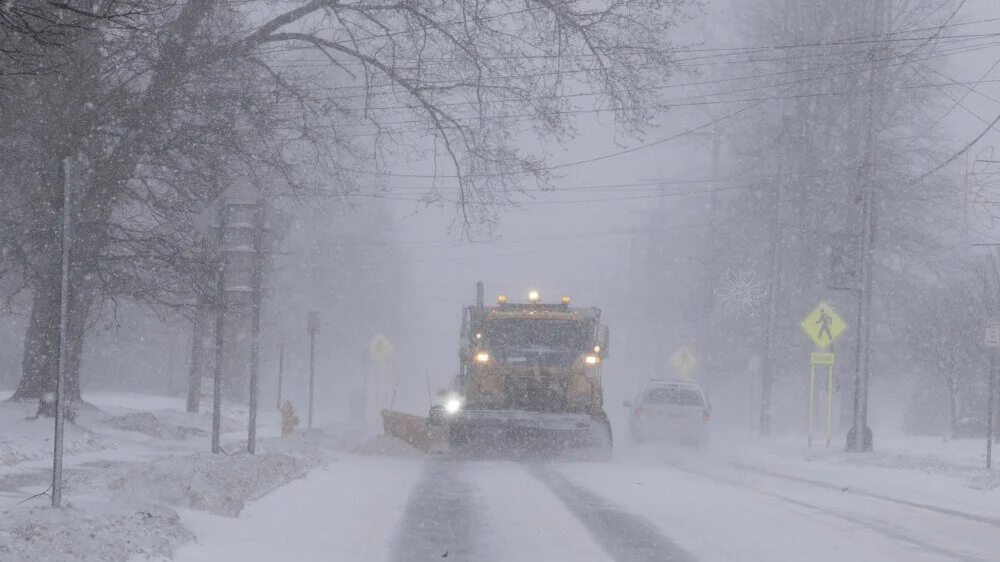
[
  {"left": 816, "top": 307, "right": 833, "bottom": 343},
  {"left": 670, "top": 346, "right": 697, "bottom": 379},
  {"left": 800, "top": 301, "right": 847, "bottom": 350}
]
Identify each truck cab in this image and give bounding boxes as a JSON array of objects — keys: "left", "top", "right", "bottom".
[{"left": 430, "top": 284, "right": 612, "bottom": 453}]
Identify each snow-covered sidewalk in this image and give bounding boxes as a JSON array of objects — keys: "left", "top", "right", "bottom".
[
  {"left": 663, "top": 429, "right": 1000, "bottom": 521},
  {"left": 0, "top": 391, "right": 419, "bottom": 561},
  {"left": 173, "top": 455, "right": 423, "bottom": 562}
]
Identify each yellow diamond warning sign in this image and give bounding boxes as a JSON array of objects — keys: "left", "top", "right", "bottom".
[
  {"left": 670, "top": 346, "right": 697, "bottom": 376},
  {"left": 800, "top": 301, "right": 847, "bottom": 350},
  {"left": 369, "top": 333, "right": 393, "bottom": 362}
]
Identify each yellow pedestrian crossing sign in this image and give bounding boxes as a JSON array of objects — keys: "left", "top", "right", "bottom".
[
  {"left": 369, "top": 333, "right": 393, "bottom": 362},
  {"left": 670, "top": 346, "right": 697, "bottom": 376},
  {"left": 800, "top": 301, "right": 846, "bottom": 349}
]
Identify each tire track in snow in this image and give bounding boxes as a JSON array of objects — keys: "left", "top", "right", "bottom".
[
  {"left": 725, "top": 461, "right": 1000, "bottom": 528},
  {"left": 669, "top": 464, "right": 991, "bottom": 562},
  {"left": 389, "top": 459, "right": 485, "bottom": 562},
  {"left": 530, "top": 464, "right": 699, "bottom": 562}
]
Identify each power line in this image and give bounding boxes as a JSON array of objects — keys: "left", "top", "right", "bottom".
[
  {"left": 251, "top": 36, "right": 1000, "bottom": 127},
  {"left": 910, "top": 56, "right": 1000, "bottom": 144},
  {"left": 251, "top": 37, "right": 998, "bottom": 109},
  {"left": 916, "top": 111, "right": 1000, "bottom": 182}
]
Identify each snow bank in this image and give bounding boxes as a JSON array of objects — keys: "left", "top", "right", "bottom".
[
  {"left": 0, "top": 501, "right": 193, "bottom": 562},
  {"left": 104, "top": 412, "right": 207, "bottom": 441},
  {"left": 0, "top": 401, "right": 117, "bottom": 467},
  {"left": 1, "top": 395, "right": 420, "bottom": 561},
  {"left": 349, "top": 434, "right": 424, "bottom": 457},
  {"left": 727, "top": 430, "right": 1000, "bottom": 491},
  {"left": 257, "top": 426, "right": 426, "bottom": 459},
  {"left": 72, "top": 451, "right": 307, "bottom": 517},
  {"left": 2, "top": 450, "right": 310, "bottom": 561}
]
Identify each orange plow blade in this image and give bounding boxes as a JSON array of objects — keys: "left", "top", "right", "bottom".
[{"left": 380, "top": 409, "right": 447, "bottom": 452}]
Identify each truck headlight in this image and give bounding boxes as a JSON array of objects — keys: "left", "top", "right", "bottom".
[
  {"left": 475, "top": 351, "right": 490, "bottom": 363},
  {"left": 585, "top": 355, "right": 599, "bottom": 365},
  {"left": 445, "top": 397, "right": 463, "bottom": 414}
]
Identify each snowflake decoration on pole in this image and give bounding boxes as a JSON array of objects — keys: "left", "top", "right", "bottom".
[{"left": 715, "top": 269, "right": 766, "bottom": 318}]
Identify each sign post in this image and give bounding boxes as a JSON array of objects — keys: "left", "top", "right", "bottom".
[
  {"left": 808, "top": 352, "right": 836, "bottom": 447},
  {"left": 307, "top": 311, "right": 320, "bottom": 429},
  {"left": 368, "top": 333, "right": 394, "bottom": 432},
  {"left": 276, "top": 344, "right": 284, "bottom": 411},
  {"left": 984, "top": 320, "right": 999, "bottom": 468},
  {"left": 800, "top": 302, "right": 847, "bottom": 448},
  {"left": 748, "top": 355, "right": 760, "bottom": 433}
]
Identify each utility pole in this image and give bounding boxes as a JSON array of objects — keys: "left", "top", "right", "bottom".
[
  {"left": 696, "top": 133, "right": 723, "bottom": 374},
  {"left": 760, "top": 105, "right": 786, "bottom": 436},
  {"left": 186, "top": 295, "right": 207, "bottom": 414},
  {"left": 848, "top": 0, "right": 884, "bottom": 453},
  {"left": 988, "top": 349, "right": 995, "bottom": 468},
  {"left": 276, "top": 344, "right": 284, "bottom": 410},
  {"left": 211, "top": 200, "right": 228, "bottom": 454},
  {"left": 52, "top": 155, "right": 74, "bottom": 508},
  {"left": 247, "top": 198, "right": 266, "bottom": 454},
  {"left": 307, "top": 311, "right": 320, "bottom": 428}
]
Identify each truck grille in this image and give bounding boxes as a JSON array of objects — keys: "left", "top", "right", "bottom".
[{"left": 500, "top": 373, "right": 575, "bottom": 413}]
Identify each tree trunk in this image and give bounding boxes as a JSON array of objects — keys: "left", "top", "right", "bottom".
[
  {"left": 12, "top": 267, "right": 64, "bottom": 402},
  {"left": 186, "top": 299, "right": 210, "bottom": 413},
  {"left": 12, "top": 258, "right": 96, "bottom": 412},
  {"left": 945, "top": 374, "right": 959, "bottom": 435}
]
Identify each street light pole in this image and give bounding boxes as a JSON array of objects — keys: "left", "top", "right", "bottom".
[
  {"left": 247, "top": 198, "right": 266, "bottom": 454},
  {"left": 211, "top": 200, "right": 228, "bottom": 454},
  {"left": 52, "top": 155, "right": 74, "bottom": 508}
]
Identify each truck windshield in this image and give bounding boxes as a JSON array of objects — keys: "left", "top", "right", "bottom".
[{"left": 482, "top": 318, "right": 588, "bottom": 365}]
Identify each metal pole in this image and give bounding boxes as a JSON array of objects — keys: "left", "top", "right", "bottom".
[
  {"left": 697, "top": 134, "right": 723, "bottom": 368},
  {"left": 277, "top": 344, "right": 284, "bottom": 411},
  {"left": 211, "top": 200, "right": 228, "bottom": 454},
  {"left": 988, "top": 350, "right": 996, "bottom": 468},
  {"left": 247, "top": 199, "right": 265, "bottom": 454},
  {"left": 425, "top": 369, "right": 433, "bottom": 408},
  {"left": 52, "top": 155, "right": 73, "bottom": 508},
  {"left": 808, "top": 363, "right": 815, "bottom": 448},
  {"left": 186, "top": 299, "right": 205, "bottom": 414},
  {"left": 166, "top": 334, "right": 176, "bottom": 395},
  {"left": 827, "top": 364, "right": 834, "bottom": 448},
  {"left": 308, "top": 326, "right": 316, "bottom": 429},
  {"left": 759, "top": 129, "right": 784, "bottom": 436}
]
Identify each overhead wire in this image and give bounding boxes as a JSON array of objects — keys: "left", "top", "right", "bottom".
[
  {"left": 253, "top": 37, "right": 1000, "bottom": 113},
  {"left": 242, "top": 4, "right": 1000, "bottom": 186},
  {"left": 909, "top": 57, "right": 1000, "bottom": 146}
]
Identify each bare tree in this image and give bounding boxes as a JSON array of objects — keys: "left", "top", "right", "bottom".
[
  {"left": 894, "top": 280, "right": 985, "bottom": 430},
  {"left": 0, "top": 1, "right": 144, "bottom": 75},
  {"left": 2, "top": 0, "right": 693, "bottom": 409}
]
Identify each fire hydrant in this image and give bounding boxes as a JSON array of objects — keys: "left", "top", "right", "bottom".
[{"left": 281, "top": 400, "right": 299, "bottom": 436}]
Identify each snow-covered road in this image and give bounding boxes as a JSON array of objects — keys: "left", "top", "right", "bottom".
[{"left": 171, "top": 448, "right": 1000, "bottom": 562}]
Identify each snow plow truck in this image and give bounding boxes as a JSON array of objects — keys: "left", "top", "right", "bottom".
[{"left": 428, "top": 282, "right": 612, "bottom": 453}]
